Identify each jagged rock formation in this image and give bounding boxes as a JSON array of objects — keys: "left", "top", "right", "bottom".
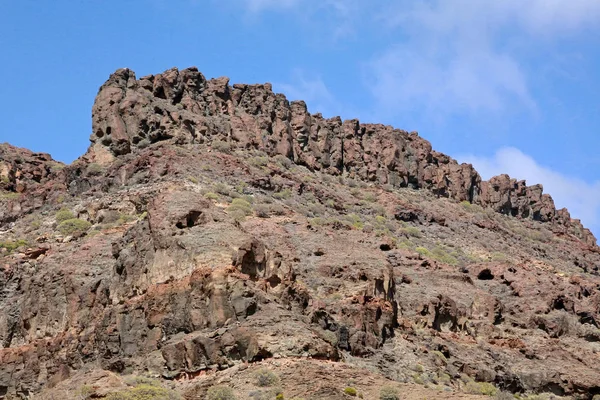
[
  {"left": 88, "top": 67, "right": 595, "bottom": 245},
  {"left": 0, "top": 67, "right": 599, "bottom": 399}
]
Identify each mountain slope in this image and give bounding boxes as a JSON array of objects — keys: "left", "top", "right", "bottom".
[{"left": 0, "top": 67, "right": 599, "bottom": 400}]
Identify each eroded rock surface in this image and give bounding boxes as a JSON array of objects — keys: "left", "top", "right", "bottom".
[
  {"left": 0, "top": 67, "right": 599, "bottom": 399},
  {"left": 88, "top": 67, "right": 595, "bottom": 246}
]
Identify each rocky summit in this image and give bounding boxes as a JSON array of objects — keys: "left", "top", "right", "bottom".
[{"left": 0, "top": 67, "right": 599, "bottom": 400}]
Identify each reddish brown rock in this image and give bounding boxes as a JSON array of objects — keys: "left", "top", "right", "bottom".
[
  {"left": 1, "top": 67, "right": 600, "bottom": 399},
  {"left": 86, "top": 67, "right": 595, "bottom": 246}
]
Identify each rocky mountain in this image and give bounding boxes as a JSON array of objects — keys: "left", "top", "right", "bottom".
[{"left": 0, "top": 67, "right": 599, "bottom": 400}]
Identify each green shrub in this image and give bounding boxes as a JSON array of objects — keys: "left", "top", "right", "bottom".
[
  {"left": 431, "top": 246, "right": 459, "bottom": 266},
  {"left": 0, "top": 239, "right": 28, "bottom": 253},
  {"left": 346, "top": 178, "right": 358, "bottom": 188},
  {"left": 269, "top": 204, "right": 286, "bottom": 216},
  {"left": 255, "top": 368, "right": 279, "bottom": 387},
  {"left": 490, "top": 252, "right": 508, "bottom": 262},
  {"left": 350, "top": 188, "right": 362, "bottom": 198},
  {"left": 364, "top": 193, "right": 377, "bottom": 202},
  {"left": 276, "top": 394, "right": 284, "bottom": 400},
  {"left": 57, "top": 219, "right": 92, "bottom": 236},
  {"left": 214, "top": 183, "right": 230, "bottom": 195},
  {"left": 86, "top": 163, "right": 104, "bottom": 176},
  {"left": 460, "top": 200, "right": 473, "bottom": 211},
  {"left": 207, "top": 385, "right": 236, "bottom": 400},
  {"left": 254, "top": 204, "right": 271, "bottom": 218},
  {"left": 309, "top": 217, "right": 326, "bottom": 226},
  {"left": 343, "top": 387, "right": 357, "bottom": 396},
  {"left": 374, "top": 215, "right": 387, "bottom": 225},
  {"left": 379, "top": 386, "right": 400, "bottom": 400},
  {"left": 234, "top": 181, "right": 248, "bottom": 194},
  {"left": 124, "top": 376, "right": 162, "bottom": 386},
  {"left": 273, "top": 189, "right": 292, "bottom": 200},
  {"left": 344, "top": 214, "right": 363, "bottom": 230},
  {"left": 433, "top": 350, "right": 447, "bottom": 362},
  {"left": 416, "top": 247, "right": 431, "bottom": 257},
  {"left": 105, "top": 383, "right": 181, "bottom": 400},
  {"left": 465, "top": 381, "right": 498, "bottom": 396},
  {"left": 249, "top": 156, "right": 269, "bottom": 167},
  {"left": 437, "top": 372, "right": 451, "bottom": 383},
  {"left": 205, "top": 192, "right": 219, "bottom": 200},
  {"left": 274, "top": 155, "right": 293, "bottom": 169},
  {"left": 77, "top": 384, "right": 94, "bottom": 399},
  {"left": 412, "top": 374, "right": 424, "bottom": 385},
  {"left": 187, "top": 176, "right": 199, "bottom": 184},
  {"left": 50, "top": 162, "right": 65, "bottom": 171},
  {"left": 228, "top": 198, "right": 253, "bottom": 216},
  {"left": 1, "top": 192, "right": 21, "bottom": 200},
  {"left": 403, "top": 226, "right": 422, "bottom": 238},
  {"left": 307, "top": 203, "right": 326, "bottom": 216},
  {"left": 55, "top": 208, "right": 75, "bottom": 223},
  {"left": 212, "top": 140, "right": 231, "bottom": 154},
  {"left": 118, "top": 214, "right": 137, "bottom": 224}
]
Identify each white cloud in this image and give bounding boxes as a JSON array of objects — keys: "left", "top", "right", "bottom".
[
  {"left": 238, "top": 0, "right": 360, "bottom": 38},
  {"left": 366, "top": 43, "right": 535, "bottom": 117},
  {"left": 366, "top": 0, "right": 600, "bottom": 118},
  {"left": 460, "top": 147, "right": 600, "bottom": 232}
]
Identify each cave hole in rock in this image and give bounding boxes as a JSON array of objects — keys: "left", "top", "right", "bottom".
[
  {"left": 176, "top": 210, "right": 202, "bottom": 229},
  {"left": 0, "top": 386, "right": 7, "bottom": 396},
  {"left": 552, "top": 296, "right": 566, "bottom": 310},
  {"left": 379, "top": 243, "right": 392, "bottom": 251},
  {"left": 172, "top": 90, "right": 183, "bottom": 105},
  {"left": 266, "top": 275, "right": 281, "bottom": 288},
  {"left": 436, "top": 344, "right": 451, "bottom": 358},
  {"left": 106, "top": 126, "right": 112, "bottom": 135},
  {"left": 579, "top": 313, "right": 598, "bottom": 327},
  {"left": 251, "top": 349, "right": 273, "bottom": 362},
  {"left": 154, "top": 87, "right": 166, "bottom": 100},
  {"left": 477, "top": 269, "right": 494, "bottom": 280},
  {"left": 245, "top": 301, "right": 258, "bottom": 317}
]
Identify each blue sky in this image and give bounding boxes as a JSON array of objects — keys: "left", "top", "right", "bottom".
[{"left": 1, "top": 0, "right": 599, "bottom": 233}]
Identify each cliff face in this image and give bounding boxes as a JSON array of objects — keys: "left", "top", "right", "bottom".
[
  {"left": 88, "top": 67, "right": 595, "bottom": 245},
  {"left": 0, "top": 68, "right": 599, "bottom": 400}
]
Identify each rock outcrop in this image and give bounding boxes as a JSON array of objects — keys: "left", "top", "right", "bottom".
[
  {"left": 87, "top": 67, "right": 595, "bottom": 245},
  {"left": 1, "top": 67, "right": 599, "bottom": 399}
]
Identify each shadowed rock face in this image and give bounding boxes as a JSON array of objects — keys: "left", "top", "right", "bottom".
[
  {"left": 88, "top": 67, "right": 595, "bottom": 246},
  {"left": 1, "top": 68, "right": 599, "bottom": 399}
]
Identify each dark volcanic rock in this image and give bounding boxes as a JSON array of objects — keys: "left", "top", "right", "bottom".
[
  {"left": 1, "top": 67, "right": 599, "bottom": 399},
  {"left": 86, "top": 67, "right": 595, "bottom": 246}
]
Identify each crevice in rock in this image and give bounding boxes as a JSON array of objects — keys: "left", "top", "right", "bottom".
[
  {"left": 175, "top": 210, "right": 203, "bottom": 229},
  {"left": 478, "top": 269, "right": 494, "bottom": 280}
]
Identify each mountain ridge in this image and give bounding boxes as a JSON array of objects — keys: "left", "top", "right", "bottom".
[
  {"left": 1, "top": 67, "right": 599, "bottom": 399},
  {"left": 87, "top": 67, "right": 595, "bottom": 246}
]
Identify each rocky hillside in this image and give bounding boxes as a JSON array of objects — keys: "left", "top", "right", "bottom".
[{"left": 0, "top": 67, "right": 599, "bottom": 400}]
